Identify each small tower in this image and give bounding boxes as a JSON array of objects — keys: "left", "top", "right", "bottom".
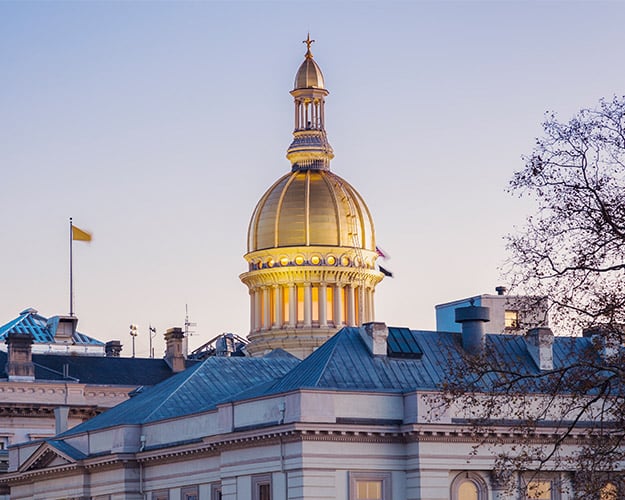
[{"left": 240, "top": 37, "right": 384, "bottom": 358}]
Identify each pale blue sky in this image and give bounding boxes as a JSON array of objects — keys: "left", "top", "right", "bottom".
[{"left": 2, "top": 1, "right": 624, "bottom": 357}]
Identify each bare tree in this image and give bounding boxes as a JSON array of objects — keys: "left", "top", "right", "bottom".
[
  {"left": 437, "top": 97, "right": 625, "bottom": 499},
  {"left": 507, "top": 96, "right": 625, "bottom": 334}
]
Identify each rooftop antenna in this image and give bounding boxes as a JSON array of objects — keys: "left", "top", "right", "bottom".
[
  {"left": 148, "top": 324, "right": 157, "bottom": 359},
  {"left": 184, "top": 304, "right": 196, "bottom": 358}
]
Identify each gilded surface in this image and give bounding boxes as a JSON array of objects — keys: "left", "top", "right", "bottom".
[
  {"left": 294, "top": 58, "right": 325, "bottom": 90},
  {"left": 248, "top": 170, "right": 375, "bottom": 252}
]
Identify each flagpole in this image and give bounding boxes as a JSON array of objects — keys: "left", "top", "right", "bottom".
[{"left": 69, "top": 217, "right": 74, "bottom": 316}]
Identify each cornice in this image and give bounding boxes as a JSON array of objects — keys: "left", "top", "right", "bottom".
[
  {"left": 6, "top": 420, "right": 595, "bottom": 483},
  {"left": 0, "top": 404, "right": 100, "bottom": 419}
]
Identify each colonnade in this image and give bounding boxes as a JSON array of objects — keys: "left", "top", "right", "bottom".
[
  {"left": 250, "top": 282, "right": 374, "bottom": 333},
  {"left": 294, "top": 97, "right": 325, "bottom": 131}
]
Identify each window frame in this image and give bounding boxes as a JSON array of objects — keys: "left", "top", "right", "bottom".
[
  {"left": 505, "top": 309, "right": 520, "bottom": 329},
  {"left": 349, "top": 471, "right": 392, "bottom": 500},
  {"left": 521, "top": 474, "right": 562, "bottom": 500},
  {"left": 450, "top": 471, "right": 488, "bottom": 500},
  {"left": 211, "top": 482, "right": 222, "bottom": 500},
  {"left": 152, "top": 490, "right": 169, "bottom": 500},
  {"left": 252, "top": 473, "right": 272, "bottom": 500},
  {"left": 181, "top": 485, "right": 199, "bottom": 500}
]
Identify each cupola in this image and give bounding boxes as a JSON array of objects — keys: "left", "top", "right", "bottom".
[{"left": 240, "top": 37, "right": 384, "bottom": 359}]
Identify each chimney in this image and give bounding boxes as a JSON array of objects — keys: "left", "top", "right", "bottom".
[
  {"left": 164, "top": 327, "right": 186, "bottom": 373},
  {"left": 6, "top": 332, "right": 35, "bottom": 382},
  {"left": 583, "top": 325, "right": 620, "bottom": 359},
  {"left": 54, "top": 406, "right": 69, "bottom": 435},
  {"left": 105, "top": 340, "right": 123, "bottom": 357},
  {"left": 495, "top": 286, "right": 507, "bottom": 296},
  {"left": 455, "top": 303, "right": 490, "bottom": 354},
  {"left": 525, "top": 327, "right": 554, "bottom": 370},
  {"left": 359, "top": 322, "right": 388, "bottom": 356},
  {"left": 46, "top": 316, "right": 78, "bottom": 344}
]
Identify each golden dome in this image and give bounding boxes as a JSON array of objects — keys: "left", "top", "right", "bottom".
[
  {"left": 294, "top": 56, "right": 325, "bottom": 90},
  {"left": 247, "top": 168, "right": 375, "bottom": 253}
]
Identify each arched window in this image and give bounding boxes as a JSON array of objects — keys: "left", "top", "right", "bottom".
[{"left": 451, "top": 472, "right": 488, "bottom": 500}]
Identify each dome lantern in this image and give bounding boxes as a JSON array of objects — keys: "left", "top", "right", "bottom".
[{"left": 287, "top": 34, "right": 334, "bottom": 172}]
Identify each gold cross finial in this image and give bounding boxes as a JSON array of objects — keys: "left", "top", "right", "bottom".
[{"left": 303, "top": 33, "right": 315, "bottom": 58}]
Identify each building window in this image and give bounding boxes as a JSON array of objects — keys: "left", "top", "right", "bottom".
[
  {"left": 523, "top": 475, "right": 561, "bottom": 500},
  {"left": 252, "top": 474, "right": 272, "bottom": 500},
  {"left": 312, "top": 285, "right": 319, "bottom": 323},
  {"left": 526, "top": 480, "right": 551, "bottom": 499},
  {"left": 211, "top": 482, "right": 222, "bottom": 500},
  {"left": 152, "top": 491, "right": 169, "bottom": 500},
  {"left": 349, "top": 472, "right": 391, "bottom": 500},
  {"left": 297, "top": 286, "right": 304, "bottom": 324},
  {"left": 505, "top": 309, "right": 519, "bottom": 329},
  {"left": 601, "top": 482, "right": 618, "bottom": 500},
  {"left": 450, "top": 472, "right": 488, "bottom": 500},
  {"left": 181, "top": 485, "right": 199, "bottom": 500},
  {"left": 326, "top": 286, "right": 334, "bottom": 323}
]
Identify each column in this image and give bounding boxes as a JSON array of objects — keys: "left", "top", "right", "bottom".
[
  {"left": 273, "top": 285, "right": 282, "bottom": 329},
  {"left": 250, "top": 290, "right": 255, "bottom": 334},
  {"left": 319, "top": 285, "right": 327, "bottom": 327},
  {"left": 304, "top": 283, "right": 312, "bottom": 327},
  {"left": 334, "top": 284, "right": 343, "bottom": 326},
  {"left": 289, "top": 284, "right": 297, "bottom": 328},
  {"left": 263, "top": 288, "right": 271, "bottom": 330},
  {"left": 295, "top": 101, "right": 299, "bottom": 130},
  {"left": 347, "top": 285, "right": 356, "bottom": 326},
  {"left": 369, "top": 287, "right": 375, "bottom": 322},
  {"left": 254, "top": 289, "right": 261, "bottom": 332}
]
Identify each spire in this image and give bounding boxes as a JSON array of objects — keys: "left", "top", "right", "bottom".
[
  {"left": 287, "top": 36, "right": 334, "bottom": 171},
  {"left": 303, "top": 33, "right": 315, "bottom": 59}
]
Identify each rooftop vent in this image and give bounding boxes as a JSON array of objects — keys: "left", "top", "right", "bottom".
[{"left": 455, "top": 303, "right": 490, "bottom": 354}]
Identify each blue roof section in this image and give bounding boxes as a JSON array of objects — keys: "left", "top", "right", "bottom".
[
  {"left": 57, "top": 325, "right": 599, "bottom": 441},
  {"left": 0, "top": 350, "right": 191, "bottom": 385},
  {"left": 60, "top": 355, "right": 300, "bottom": 437},
  {"left": 263, "top": 327, "right": 597, "bottom": 395},
  {"left": 0, "top": 309, "right": 104, "bottom": 346},
  {"left": 46, "top": 440, "right": 88, "bottom": 461}
]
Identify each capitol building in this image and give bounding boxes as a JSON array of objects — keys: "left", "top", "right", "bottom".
[{"left": 3, "top": 39, "right": 619, "bottom": 500}]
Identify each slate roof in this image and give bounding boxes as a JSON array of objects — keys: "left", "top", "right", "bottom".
[
  {"left": 0, "top": 309, "right": 103, "bottom": 346},
  {"left": 60, "top": 355, "right": 300, "bottom": 436},
  {"left": 9, "top": 350, "right": 188, "bottom": 385},
  {"left": 46, "top": 440, "right": 88, "bottom": 461},
  {"left": 254, "top": 327, "right": 596, "bottom": 396},
  {"left": 56, "top": 326, "right": 598, "bottom": 437}
]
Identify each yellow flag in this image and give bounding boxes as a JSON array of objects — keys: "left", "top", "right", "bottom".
[{"left": 72, "top": 225, "right": 92, "bottom": 242}]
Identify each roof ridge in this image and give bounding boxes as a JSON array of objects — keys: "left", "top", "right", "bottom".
[
  {"left": 310, "top": 328, "right": 345, "bottom": 386},
  {"left": 0, "top": 314, "right": 29, "bottom": 336}
]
